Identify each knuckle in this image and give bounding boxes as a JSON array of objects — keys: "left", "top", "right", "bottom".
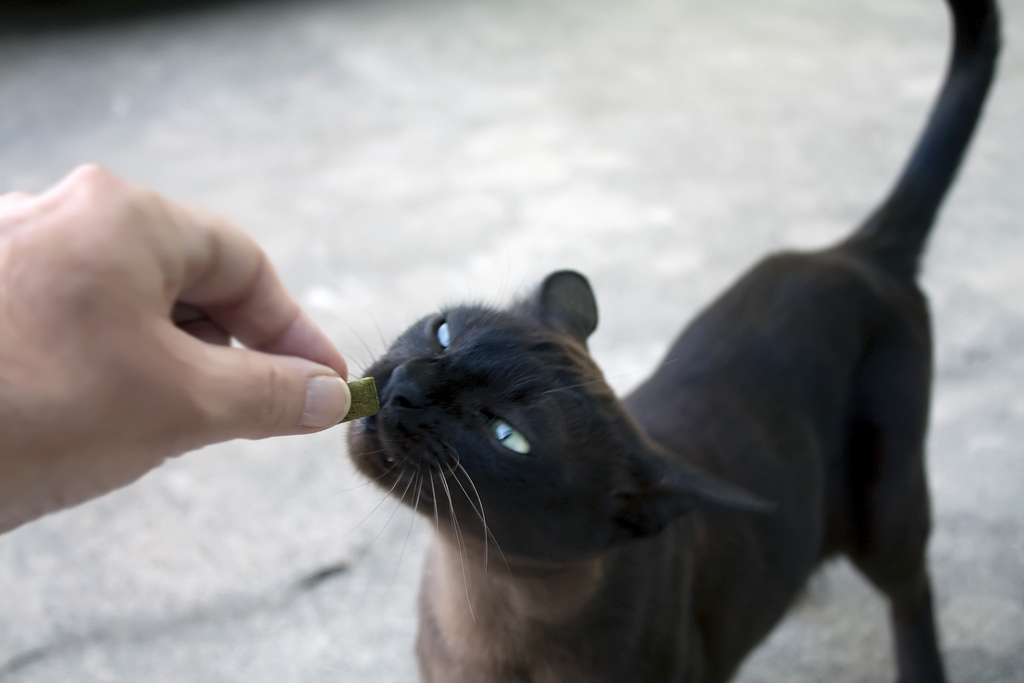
[
  {"left": 61, "top": 166, "right": 125, "bottom": 222},
  {"left": 67, "top": 164, "right": 120, "bottom": 202},
  {"left": 71, "top": 163, "right": 111, "bottom": 183},
  {"left": 256, "top": 360, "right": 299, "bottom": 434},
  {"left": 263, "top": 363, "right": 285, "bottom": 423}
]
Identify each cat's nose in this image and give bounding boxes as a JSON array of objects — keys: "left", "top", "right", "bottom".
[{"left": 384, "top": 359, "right": 438, "bottom": 410}]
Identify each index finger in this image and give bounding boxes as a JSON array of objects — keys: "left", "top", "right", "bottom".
[
  {"left": 168, "top": 202, "right": 347, "bottom": 379},
  {"left": 0, "top": 192, "right": 35, "bottom": 234}
]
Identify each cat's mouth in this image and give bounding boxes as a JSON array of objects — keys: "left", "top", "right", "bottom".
[
  {"left": 363, "top": 415, "right": 402, "bottom": 468},
  {"left": 348, "top": 411, "right": 459, "bottom": 506},
  {"left": 359, "top": 414, "right": 393, "bottom": 464},
  {"left": 349, "top": 413, "right": 396, "bottom": 471}
]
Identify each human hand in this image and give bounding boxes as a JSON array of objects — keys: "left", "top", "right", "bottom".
[{"left": 0, "top": 165, "right": 350, "bottom": 533}]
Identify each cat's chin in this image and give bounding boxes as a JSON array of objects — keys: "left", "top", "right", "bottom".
[
  {"left": 346, "top": 415, "right": 395, "bottom": 479},
  {"left": 345, "top": 414, "right": 443, "bottom": 509}
]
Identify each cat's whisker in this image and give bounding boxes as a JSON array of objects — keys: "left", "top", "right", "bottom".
[
  {"left": 418, "top": 472, "right": 441, "bottom": 668},
  {"left": 329, "top": 477, "right": 385, "bottom": 501},
  {"left": 437, "top": 462, "right": 476, "bottom": 624},
  {"left": 345, "top": 443, "right": 393, "bottom": 459},
  {"left": 452, "top": 459, "right": 512, "bottom": 577},
  {"left": 534, "top": 359, "right": 683, "bottom": 400},
  {"left": 439, "top": 444, "right": 462, "bottom": 480},
  {"left": 383, "top": 470, "right": 424, "bottom": 617},
  {"left": 314, "top": 267, "right": 391, "bottom": 361},
  {"left": 338, "top": 467, "right": 407, "bottom": 540},
  {"left": 439, "top": 439, "right": 500, "bottom": 575},
  {"left": 364, "top": 470, "right": 419, "bottom": 565},
  {"left": 346, "top": 332, "right": 378, "bottom": 374},
  {"left": 331, "top": 457, "right": 397, "bottom": 497},
  {"left": 441, "top": 449, "right": 486, "bottom": 572},
  {"left": 484, "top": 240, "right": 518, "bottom": 309},
  {"left": 314, "top": 314, "right": 375, "bottom": 377},
  {"left": 538, "top": 379, "right": 604, "bottom": 397},
  {"left": 429, "top": 466, "right": 441, "bottom": 532},
  {"left": 368, "top": 314, "right": 389, "bottom": 352}
]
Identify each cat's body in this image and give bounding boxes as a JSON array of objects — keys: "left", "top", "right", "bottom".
[{"left": 347, "top": 1, "right": 999, "bottom": 681}]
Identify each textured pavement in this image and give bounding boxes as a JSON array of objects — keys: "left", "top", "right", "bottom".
[{"left": 1, "top": 0, "right": 1022, "bottom": 681}]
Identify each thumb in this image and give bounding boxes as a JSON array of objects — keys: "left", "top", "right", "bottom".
[{"left": 187, "top": 343, "right": 352, "bottom": 443}]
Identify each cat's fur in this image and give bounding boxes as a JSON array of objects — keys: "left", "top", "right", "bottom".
[{"left": 346, "top": 1, "right": 1000, "bottom": 680}]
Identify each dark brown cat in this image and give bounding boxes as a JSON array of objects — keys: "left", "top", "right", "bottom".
[{"left": 346, "top": 1, "right": 999, "bottom": 680}]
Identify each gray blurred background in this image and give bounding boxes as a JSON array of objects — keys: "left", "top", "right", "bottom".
[{"left": 1, "top": 0, "right": 1021, "bottom": 681}]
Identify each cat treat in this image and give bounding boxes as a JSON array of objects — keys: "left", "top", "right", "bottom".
[{"left": 340, "top": 377, "right": 379, "bottom": 423}]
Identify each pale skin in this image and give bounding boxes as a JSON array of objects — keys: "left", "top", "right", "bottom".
[{"left": 0, "top": 165, "right": 351, "bottom": 534}]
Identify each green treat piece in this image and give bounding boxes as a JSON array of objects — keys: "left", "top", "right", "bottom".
[{"left": 340, "top": 377, "right": 379, "bottom": 423}]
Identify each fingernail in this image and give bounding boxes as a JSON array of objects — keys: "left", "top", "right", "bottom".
[{"left": 300, "top": 375, "right": 351, "bottom": 428}]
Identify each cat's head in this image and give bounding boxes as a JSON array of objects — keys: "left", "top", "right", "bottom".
[{"left": 346, "top": 271, "right": 768, "bottom": 562}]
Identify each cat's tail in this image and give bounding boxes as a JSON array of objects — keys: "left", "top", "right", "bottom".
[{"left": 840, "top": 0, "right": 999, "bottom": 282}]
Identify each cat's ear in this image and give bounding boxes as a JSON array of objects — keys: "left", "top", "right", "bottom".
[
  {"left": 531, "top": 270, "right": 599, "bottom": 343},
  {"left": 611, "top": 452, "right": 774, "bottom": 541}
]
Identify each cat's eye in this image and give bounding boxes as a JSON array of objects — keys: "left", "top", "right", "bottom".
[
  {"left": 490, "top": 418, "right": 531, "bottom": 454},
  {"left": 437, "top": 321, "right": 451, "bottom": 350}
]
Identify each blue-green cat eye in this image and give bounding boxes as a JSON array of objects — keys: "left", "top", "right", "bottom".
[
  {"left": 437, "top": 321, "right": 451, "bottom": 350},
  {"left": 490, "top": 418, "right": 531, "bottom": 454}
]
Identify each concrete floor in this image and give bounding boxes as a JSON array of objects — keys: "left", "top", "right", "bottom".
[{"left": 0, "top": 0, "right": 1021, "bottom": 681}]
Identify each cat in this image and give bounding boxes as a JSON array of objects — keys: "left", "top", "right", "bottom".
[{"left": 346, "top": 0, "right": 999, "bottom": 680}]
